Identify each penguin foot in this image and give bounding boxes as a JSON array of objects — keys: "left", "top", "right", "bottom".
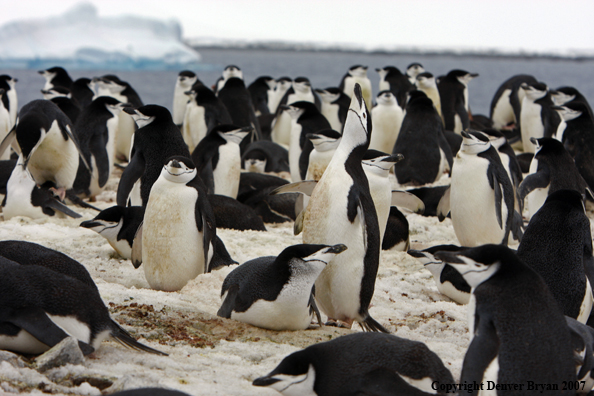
[
  {"left": 324, "top": 319, "right": 352, "bottom": 329},
  {"left": 50, "top": 187, "right": 66, "bottom": 202}
]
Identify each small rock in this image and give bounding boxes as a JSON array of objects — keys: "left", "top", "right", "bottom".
[
  {"left": 35, "top": 337, "right": 85, "bottom": 372},
  {"left": 0, "top": 350, "right": 27, "bottom": 368},
  {"left": 103, "top": 375, "right": 161, "bottom": 394}
]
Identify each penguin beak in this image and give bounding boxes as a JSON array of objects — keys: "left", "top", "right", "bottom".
[
  {"left": 123, "top": 107, "right": 138, "bottom": 115},
  {"left": 352, "top": 83, "right": 364, "bottom": 111},
  {"left": 253, "top": 376, "right": 280, "bottom": 387},
  {"left": 170, "top": 159, "right": 182, "bottom": 168},
  {"left": 314, "top": 88, "right": 324, "bottom": 94},
  {"left": 460, "top": 130, "right": 471, "bottom": 139},
  {"left": 469, "top": 73, "right": 479, "bottom": 78},
  {"left": 375, "top": 68, "right": 382, "bottom": 73},
  {"left": 529, "top": 137, "right": 541, "bottom": 147},
  {"left": 38, "top": 70, "right": 45, "bottom": 75},
  {"left": 279, "top": 104, "right": 292, "bottom": 111},
  {"left": 325, "top": 244, "right": 348, "bottom": 255}
]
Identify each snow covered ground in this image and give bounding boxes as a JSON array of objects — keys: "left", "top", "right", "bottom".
[{"left": 0, "top": 167, "right": 577, "bottom": 395}]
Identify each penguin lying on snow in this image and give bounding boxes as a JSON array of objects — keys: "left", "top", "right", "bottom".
[
  {"left": 80, "top": 205, "right": 145, "bottom": 260},
  {"left": 253, "top": 332, "right": 454, "bottom": 396},
  {"left": 407, "top": 245, "right": 471, "bottom": 304},
  {"left": 132, "top": 156, "right": 235, "bottom": 291},
  {"left": 435, "top": 245, "right": 576, "bottom": 395},
  {"left": 207, "top": 194, "right": 266, "bottom": 231},
  {"left": 0, "top": 245, "right": 165, "bottom": 356},
  {"left": 241, "top": 140, "right": 289, "bottom": 174},
  {"left": 218, "top": 244, "right": 347, "bottom": 331}
]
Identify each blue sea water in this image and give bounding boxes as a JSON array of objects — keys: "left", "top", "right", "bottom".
[{"left": 4, "top": 48, "right": 594, "bottom": 117}]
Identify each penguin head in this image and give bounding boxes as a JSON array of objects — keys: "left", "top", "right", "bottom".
[
  {"left": 362, "top": 149, "right": 403, "bottom": 175},
  {"left": 41, "top": 86, "right": 71, "bottom": 100},
  {"left": 161, "top": 156, "right": 197, "bottom": 184},
  {"left": 38, "top": 68, "right": 57, "bottom": 83},
  {"left": 93, "top": 77, "right": 126, "bottom": 96},
  {"left": 0, "top": 74, "right": 17, "bottom": 89},
  {"left": 460, "top": 130, "right": 491, "bottom": 155},
  {"left": 376, "top": 66, "right": 403, "bottom": 80},
  {"left": 448, "top": 70, "right": 478, "bottom": 86},
  {"left": 276, "top": 77, "right": 293, "bottom": 91},
  {"left": 124, "top": 105, "right": 172, "bottom": 128},
  {"left": 293, "top": 77, "right": 311, "bottom": 94},
  {"left": 255, "top": 76, "right": 276, "bottom": 90},
  {"left": 376, "top": 91, "right": 397, "bottom": 106},
  {"left": 281, "top": 244, "right": 347, "bottom": 278},
  {"left": 177, "top": 70, "right": 197, "bottom": 88},
  {"left": 415, "top": 72, "right": 436, "bottom": 89},
  {"left": 551, "top": 104, "right": 583, "bottom": 122},
  {"left": 530, "top": 137, "right": 566, "bottom": 158},
  {"left": 406, "top": 62, "right": 425, "bottom": 78},
  {"left": 80, "top": 206, "right": 127, "bottom": 240},
  {"left": 551, "top": 89, "right": 576, "bottom": 106},
  {"left": 480, "top": 129, "right": 507, "bottom": 149},
  {"left": 307, "top": 129, "right": 342, "bottom": 152},
  {"left": 408, "top": 244, "right": 462, "bottom": 277},
  {"left": 214, "top": 125, "right": 252, "bottom": 145},
  {"left": 242, "top": 148, "right": 268, "bottom": 173},
  {"left": 544, "top": 189, "right": 587, "bottom": 212},
  {"left": 253, "top": 349, "right": 316, "bottom": 395},
  {"left": 434, "top": 244, "right": 507, "bottom": 288},
  {"left": 222, "top": 65, "right": 243, "bottom": 81},
  {"left": 348, "top": 65, "right": 368, "bottom": 77},
  {"left": 520, "top": 82, "right": 548, "bottom": 101},
  {"left": 342, "top": 83, "right": 372, "bottom": 151},
  {"left": 315, "top": 88, "right": 341, "bottom": 104},
  {"left": 15, "top": 114, "right": 49, "bottom": 163}
]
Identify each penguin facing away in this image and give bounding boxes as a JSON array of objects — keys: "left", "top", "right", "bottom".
[
  {"left": 80, "top": 205, "right": 145, "bottom": 260},
  {"left": 300, "top": 83, "right": 387, "bottom": 332},
  {"left": 248, "top": 76, "right": 276, "bottom": 116},
  {"left": 305, "top": 129, "right": 342, "bottom": 181},
  {"left": 217, "top": 77, "right": 262, "bottom": 149},
  {"left": 376, "top": 66, "right": 413, "bottom": 108},
  {"left": 438, "top": 69, "right": 478, "bottom": 134},
  {"left": 517, "top": 189, "right": 593, "bottom": 323},
  {"left": 315, "top": 87, "right": 350, "bottom": 132},
  {"left": 215, "top": 65, "right": 243, "bottom": 93},
  {"left": 435, "top": 245, "right": 576, "bottom": 395},
  {"left": 116, "top": 105, "right": 190, "bottom": 207},
  {"left": 0, "top": 251, "right": 166, "bottom": 356},
  {"left": 490, "top": 74, "right": 538, "bottom": 131},
  {"left": 134, "top": 156, "right": 235, "bottom": 291},
  {"left": 217, "top": 243, "right": 347, "bottom": 330},
  {"left": 415, "top": 72, "right": 442, "bottom": 120},
  {"left": 253, "top": 332, "right": 455, "bottom": 396}
]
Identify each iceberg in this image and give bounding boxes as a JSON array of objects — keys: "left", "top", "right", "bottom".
[{"left": 0, "top": 2, "right": 201, "bottom": 70}]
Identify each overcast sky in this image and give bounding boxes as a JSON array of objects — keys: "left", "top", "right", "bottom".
[{"left": 3, "top": 0, "right": 594, "bottom": 54}]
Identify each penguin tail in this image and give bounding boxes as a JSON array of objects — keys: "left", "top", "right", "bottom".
[
  {"left": 110, "top": 320, "right": 168, "bottom": 356},
  {"left": 359, "top": 316, "right": 390, "bottom": 333}
]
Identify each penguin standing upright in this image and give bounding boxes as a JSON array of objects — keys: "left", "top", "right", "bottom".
[
  {"left": 438, "top": 69, "right": 478, "bottom": 134},
  {"left": 300, "top": 84, "right": 387, "bottom": 332},
  {"left": 552, "top": 86, "right": 594, "bottom": 119},
  {"left": 435, "top": 245, "right": 576, "bottom": 395},
  {"left": 339, "top": 65, "right": 373, "bottom": 109},
  {"left": 182, "top": 84, "right": 232, "bottom": 153},
  {"left": 393, "top": 94, "right": 453, "bottom": 186},
  {"left": 270, "top": 77, "right": 318, "bottom": 148},
  {"left": 116, "top": 105, "right": 190, "bottom": 207},
  {"left": 446, "top": 131, "right": 515, "bottom": 247},
  {"left": 214, "top": 65, "right": 243, "bottom": 93},
  {"left": 415, "top": 72, "right": 442, "bottom": 120},
  {"left": 191, "top": 125, "right": 251, "bottom": 198},
  {"left": 72, "top": 96, "right": 128, "bottom": 198},
  {"left": 3, "top": 100, "right": 89, "bottom": 201},
  {"left": 369, "top": 90, "right": 404, "bottom": 153},
  {"left": 305, "top": 129, "right": 342, "bottom": 181},
  {"left": 217, "top": 77, "right": 261, "bottom": 151},
  {"left": 80, "top": 205, "right": 145, "bottom": 260},
  {"left": 134, "top": 156, "right": 234, "bottom": 291},
  {"left": 217, "top": 243, "right": 347, "bottom": 331},
  {"left": 248, "top": 76, "right": 276, "bottom": 116},
  {"left": 70, "top": 77, "right": 94, "bottom": 109},
  {"left": 375, "top": 66, "right": 413, "bottom": 108},
  {"left": 490, "top": 74, "right": 538, "bottom": 131},
  {"left": 519, "top": 82, "right": 561, "bottom": 153},
  {"left": 253, "top": 332, "right": 454, "bottom": 396},
  {"left": 41, "top": 87, "right": 81, "bottom": 124},
  {"left": 282, "top": 101, "right": 331, "bottom": 182},
  {"left": 0, "top": 74, "right": 18, "bottom": 128},
  {"left": 172, "top": 70, "right": 198, "bottom": 127},
  {"left": 0, "top": 89, "right": 12, "bottom": 160},
  {"left": 315, "top": 87, "right": 350, "bottom": 132},
  {"left": 517, "top": 189, "right": 593, "bottom": 323},
  {"left": 518, "top": 137, "right": 590, "bottom": 219},
  {"left": 267, "top": 77, "right": 292, "bottom": 115}
]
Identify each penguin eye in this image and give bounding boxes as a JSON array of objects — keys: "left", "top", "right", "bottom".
[
  {"left": 363, "top": 112, "right": 366, "bottom": 119},
  {"left": 474, "top": 264, "right": 481, "bottom": 268}
]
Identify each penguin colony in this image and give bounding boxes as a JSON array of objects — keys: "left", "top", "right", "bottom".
[{"left": 0, "top": 63, "right": 593, "bottom": 396}]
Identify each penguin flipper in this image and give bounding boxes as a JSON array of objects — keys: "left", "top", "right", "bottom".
[
  {"left": 131, "top": 222, "right": 143, "bottom": 268},
  {"left": 517, "top": 169, "right": 550, "bottom": 209},
  {"left": 217, "top": 284, "right": 239, "bottom": 319},
  {"left": 308, "top": 292, "right": 323, "bottom": 327},
  {"left": 90, "top": 133, "right": 110, "bottom": 188},
  {"left": 461, "top": 314, "right": 499, "bottom": 385},
  {"left": 270, "top": 180, "right": 317, "bottom": 196},
  {"left": 109, "top": 320, "right": 167, "bottom": 356},
  {"left": 293, "top": 210, "right": 305, "bottom": 236},
  {"left": 390, "top": 190, "right": 425, "bottom": 214},
  {"left": 4, "top": 306, "right": 95, "bottom": 355},
  {"left": 489, "top": 167, "right": 504, "bottom": 230},
  {"left": 44, "top": 198, "right": 82, "bottom": 218},
  {"left": 116, "top": 153, "right": 146, "bottom": 207},
  {"left": 436, "top": 186, "right": 451, "bottom": 222},
  {"left": 0, "top": 126, "right": 15, "bottom": 158}
]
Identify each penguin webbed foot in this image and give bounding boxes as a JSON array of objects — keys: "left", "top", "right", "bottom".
[{"left": 324, "top": 319, "right": 352, "bottom": 329}]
